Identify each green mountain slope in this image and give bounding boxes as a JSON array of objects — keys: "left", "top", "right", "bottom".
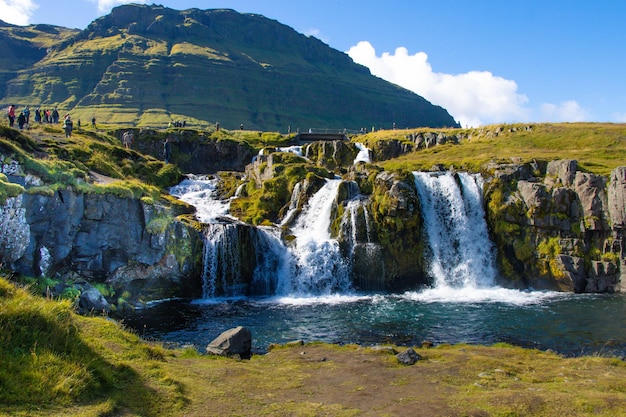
[{"left": 0, "top": 4, "right": 458, "bottom": 131}]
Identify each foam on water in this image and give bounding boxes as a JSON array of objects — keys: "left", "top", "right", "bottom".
[
  {"left": 169, "top": 175, "right": 230, "bottom": 223},
  {"left": 402, "top": 287, "right": 565, "bottom": 306},
  {"left": 257, "top": 294, "right": 370, "bottom": 306}
]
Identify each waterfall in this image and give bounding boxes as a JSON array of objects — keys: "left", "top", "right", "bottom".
[
  {"left": 278, "top": 145, "right": 303, "bottom": 157},
  {"left": 201, "top": 224, "right": 241, "bottom": 298},
  {"left": 344, "top": 197, "right": 374, "bottom": 249},
  {"left": 169, "top": 175, "right": 230, "bottom": 223},
  {"left": 251, "top": 226, "right": 294, "bottom": 295},
  {"left": 173, "top": 175, "right": 351, "bottom": 298},
  {"left": 285, "top": 179, "right": 351, "bottom": 295},
  {"left": 413, "top": 171, "right": 497, "bottom": 289},
  {"left": 341, "top": 196, "right": 384, "bottom": 291},
  {"left": 353, "top": 143, "right": 371, "bottom": 164}
]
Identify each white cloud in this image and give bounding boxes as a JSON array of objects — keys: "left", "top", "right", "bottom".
[
  {"left": 539, "top": 101, "right": 588, "bottom": 122},
  {"left": 347, "top": 41, "right": 531, "bottom": 127},
  {"left": 88, "top": 0, "right": 146, "bottom": 13},
  {"left": 0, "top": 0, "right": 38, "bottom": 25}
]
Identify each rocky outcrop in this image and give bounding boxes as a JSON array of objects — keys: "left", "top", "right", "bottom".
[
  {"left": 127, "top": 129, "right": 256, "bottom": 174},
  {"left": 1, "top": 188, "right": 204, "bottom": 304},
  {"left": 304, "top": 141, "right": 359, "bottom": 170},
  {"left": 485, "top": 160, "right": 624, "bottom": 292},
  {"left": 0, "top": 195, "right": 30, "bottom": 266},
  {"left": 364, "top": 170, "right": 428, "bottom": 290},
  {"left": 206, "top": 326, "right": 252, "bottom": 359}
]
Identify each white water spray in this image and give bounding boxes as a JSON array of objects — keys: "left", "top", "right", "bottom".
[
  {"left": 353, "top": 143, "right": 371, "bottom": 164},
  {"left": 413, "top": 171, "right": 497, "bottom": 289},
  {"left": 201, "top": 224, "right": 241, "bottom": 298},
  {"left": 286, "top": 179, "right": 351, "bottom": 295},
  {"left": 169, "top": 175, "right": 230, "bottom": 223}
]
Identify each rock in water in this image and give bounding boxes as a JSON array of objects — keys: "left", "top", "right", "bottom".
[{"left": 206, "top": 326, "right": 252, "bottom": 359}]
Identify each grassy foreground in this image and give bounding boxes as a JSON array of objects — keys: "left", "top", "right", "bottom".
[{"left": 1, "top": 275, "right": 625, "bottom": 417}]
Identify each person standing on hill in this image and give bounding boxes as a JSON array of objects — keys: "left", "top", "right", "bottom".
[
  {"left": 7, "top": 105, "right": 15, "bottom": 127},
  {"left": 23, "top": 107, "right": 30, "bottom": 124},
  {"left": 62, "top": 115, "right": 73, "bottom": 137},
  {"left": 163, "top": 137, "right": 172, "bottom": 163},
  {"left": 17, "top": 112, "right": 26, "bottom": 129},
  {"left": 122, "top": 131, "right": 134, "bottom": 149},
  {"left": 52, "top": 108, "right": 59, "bottom": 123}
]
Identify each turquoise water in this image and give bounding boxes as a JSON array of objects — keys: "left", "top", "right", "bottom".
[{"left": 123, "top": 290, "right": 626, "bottom": 357}]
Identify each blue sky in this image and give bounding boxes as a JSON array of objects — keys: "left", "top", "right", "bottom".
[{"left": 2, "top": 0, "right": 625, "bottom": 127}]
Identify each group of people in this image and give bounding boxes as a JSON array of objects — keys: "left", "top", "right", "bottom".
[
  {"left": 168, "top": 120, "right": 186, "bottom": 128},
  {"left": 5, "top": 105, "right": 65, "bottom": 129}
]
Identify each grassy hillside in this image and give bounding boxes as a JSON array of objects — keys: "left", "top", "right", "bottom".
[
  {"left": 361, "top": 122, "right": 626, "bottom": 177},
  {"left": 0, "top": 122, "right": 183, "bottom": 206},
  {"left": 1, "top": 275, "right": 625, "bottom": 416},
  {"left": 0, "top": 4, "right": 458, "bottom": 132}
]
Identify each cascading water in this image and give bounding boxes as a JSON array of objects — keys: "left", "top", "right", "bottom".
[
  {"left": 285, "top": 179, "right": 351, "bottom": 295},
  {"left": 201, "top": 224, "right": 241, "bottom": 298},
  {"left": 413, "top": 171, "right": 497, "bottom": 289},
  {"left": 169, "top": 175, "right": 230, "bottom": 223},
  {"left": 353, "top": 142, "right": 371, "bottom": 164}
]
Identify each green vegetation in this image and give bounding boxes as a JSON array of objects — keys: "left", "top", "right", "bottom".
[
  {"left": 0, "top": 4, "right": 457, "bottom": 131},
  {"left": 371, "top": 123, "right": 626, "bottom": 176},
  {"left": 0, "top": 123, "right": 182, "bottom": 204},
  {"left": 2, "top": 275, "right": 625, "bottom": 416}
]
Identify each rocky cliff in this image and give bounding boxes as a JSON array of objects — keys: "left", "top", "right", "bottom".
[
  {"left": 1, "top": 125, "right": 625, "bottom": 304},
  {"left": 484, "top": 160, "right": 625, "bottom": 292},
  {"left": 0, "top": 187, "right": 204, "bottom": 308}
]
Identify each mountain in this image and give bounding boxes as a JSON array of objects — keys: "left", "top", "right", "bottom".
[{"left": 0, "top": 4, "right": 459, "bottom": 131}]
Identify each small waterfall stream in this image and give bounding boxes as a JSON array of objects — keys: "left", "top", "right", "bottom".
[
  {"left": 353, "top": 142, "right": 371, "bottom": 164},
  {"left": 413, "top": 171, "right": 497, "bottom": 289},
  {"left": 286, "top": 179, "right": 351, "bottom": 295}
]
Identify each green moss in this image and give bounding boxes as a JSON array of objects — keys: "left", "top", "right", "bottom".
[
  {"left": 146, "top": 215, "right": 173, "bottom": 234},
  {"left": 537, "top": 237, "right": 565, "bottom": 280},
  {"left": 0, "top": 174, "right": 25, "bottom": 204},
  {"left": 512, "top": 235, "right": 534, "bottom": 262}
]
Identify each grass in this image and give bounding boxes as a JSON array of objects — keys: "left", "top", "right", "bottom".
[
  {"left": 0, "top": 123, "right": 182, "bottom": 203},
  {"left": 366, "top": 122, "right": 626, "bottom": 176},
  {"left": 1, "top": 275, "right": 625, "bottom": 416}
]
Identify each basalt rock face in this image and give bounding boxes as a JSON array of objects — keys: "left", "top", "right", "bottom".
[
  {"left": 2, "top": 188, "right": 204, "bottom": 303},
  {"left": 484, "top": 160, "right": 625, "bottom": 293},
  {"left": 123, "top": 129, "right": 256, "bottom": 173},
  {"left": 357, "top": 172, "right": 429, "bottom": 291}
]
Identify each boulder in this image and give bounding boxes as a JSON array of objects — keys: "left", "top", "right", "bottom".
[
  {"left": 78, "top": 285, "right": 111, "bottom": 315},
  {"left": 206, "top": 326, "right": 252, "bottom": 359},
  {"left": 396, "top": 348, "right": 421, "bottom": 365}
]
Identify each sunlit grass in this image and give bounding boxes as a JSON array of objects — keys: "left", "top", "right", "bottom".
[
  {"left": 365, "top": 123, "right": 626, "bottom": 176},
  {"left": 1, "top": 275, "right": 625, "bottom": 416}
]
